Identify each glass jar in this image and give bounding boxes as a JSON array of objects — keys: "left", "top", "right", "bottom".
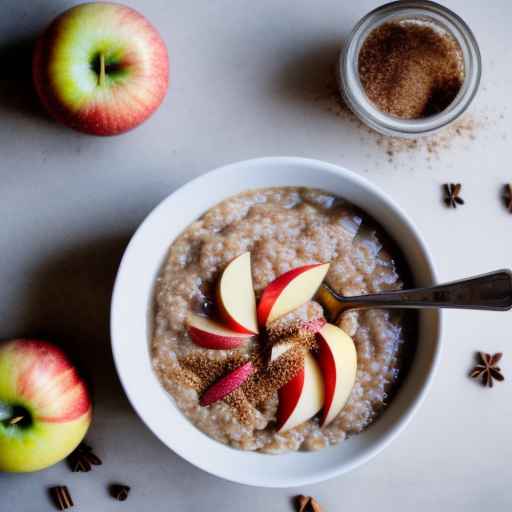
[{"left": 338, "top": 0, "right": 481, "bottom": 138}]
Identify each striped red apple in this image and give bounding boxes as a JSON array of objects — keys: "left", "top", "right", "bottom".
[
  {"left": 33, "top": 2, "right": 169, "bottom": 135},
  {"left": 0, "top": 339, "right": 92, "bottom": 472}
]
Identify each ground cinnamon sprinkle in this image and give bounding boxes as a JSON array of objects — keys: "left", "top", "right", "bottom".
[
  {"left": 178, "top": 354, "right": 246, "bottom": 392},
  {"left": 178, "top": 354, "right": 255, "bottom": 424},
  {"left": 267, "top": 321, "right": 319, "bottom": 351},
  {"left": 358, "top": 20, "right": 464, "bottom": 119},
  {"left": 224, "top": 387, "right": 254, "bottom": 425},
  {"left": 177, "top": 325, "right": 309, "bottom": 423},
  {"left": 243, "top": 345, "right": 305, "bottom": 406}
]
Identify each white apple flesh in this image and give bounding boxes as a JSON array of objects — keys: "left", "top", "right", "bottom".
[
  {"left": 217, "top": 252, "right": 259, "bottom": 334},
  {"left": 270, "top": 342, "right": 293, "bottom": 362}
]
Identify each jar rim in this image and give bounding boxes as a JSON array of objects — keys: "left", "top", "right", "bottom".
[{"left": 339, "top": 0, "right": 482, "bottom": 137}]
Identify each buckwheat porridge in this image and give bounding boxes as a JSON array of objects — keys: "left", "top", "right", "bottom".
[{"left": 152, "top": 187, "right": 415, "bottom": 453}]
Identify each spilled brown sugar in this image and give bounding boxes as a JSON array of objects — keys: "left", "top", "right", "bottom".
[{"left": 358, "top": 20, "right": 464, "bottom": 119}]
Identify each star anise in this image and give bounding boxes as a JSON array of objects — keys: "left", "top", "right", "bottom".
[
  {"left": 110, "top": 484, "right": 131, "bottom": 501},
  {"left": 503, "top": 184, "right": 512, "bottom": 212},
  {"left": 295, "top": 495, "right": 323, "bottom": 512},
  {"left": 67, "top": 442, "right": 102, "bottom": 472},
  {"left": 444, "top": 183, "right": 464, "bottom": 208},
  {"left": 470, "top": 352, "right": 505, "bottom": 387}
]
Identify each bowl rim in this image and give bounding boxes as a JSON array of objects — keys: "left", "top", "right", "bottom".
[{"left": 111, "top": 156, "right": 441, "bottom": 487}]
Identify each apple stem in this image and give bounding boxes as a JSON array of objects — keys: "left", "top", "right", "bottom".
[
  {"left": 99, "top": 53, "right": 106, "bottom": 87},
  {"left": 8, "top": 416, "right": 24, "bottom": 426}
]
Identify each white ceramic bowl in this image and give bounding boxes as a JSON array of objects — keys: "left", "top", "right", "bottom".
[{"left": 111, "top": 157, "right": 441, "bottom": 488}]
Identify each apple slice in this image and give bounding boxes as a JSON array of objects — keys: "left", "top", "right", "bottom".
[
  {"left": 187, "top": 314, "right": 254, "bottom": 350},
  {"left": 199, "top": 362, "right": 254, "bottom": 406},
  {"left": 257, "top": 263, "right": 330, "bottom": 327},
  {"left": 217, "top": 252, "right": 258, "bottom": 335},
  {"left": 276, "top": 352, "right": 324, "bottom": 432},
  {"left": 316, "top": 323, "right": 357, "bottom": 426},
  {"left": 270, "top": 342, "right": 293, "bottom": 362}
]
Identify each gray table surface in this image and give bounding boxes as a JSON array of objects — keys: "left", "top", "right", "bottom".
[{"left": 1, "top": 0, "right": 511, "bottom": 510}]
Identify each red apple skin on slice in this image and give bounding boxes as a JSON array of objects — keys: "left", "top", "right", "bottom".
[
  {"left": 276, "top": 368, "right": 304, "bottom": 430},
  {"left": 187, "top": 314, "right": 254, "bottom": 350},
  {"left": 257, "top": 263, "right": 330, "bottom": 327},
  {"left": 217, "top": 252, "right": 258, "bottom": 335},
  {"left": 316, "top": 323, "right": 357, "bottom": 427},
  {"left": 200, "top": 362, "right": 254, "bottom": 406},
  {"left": 276, "top": 352, "right": 324, "bottom": 432}
]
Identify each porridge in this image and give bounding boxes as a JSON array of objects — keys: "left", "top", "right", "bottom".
[{"left": 151, "top": 187, "right": 415, "bottom": 453}]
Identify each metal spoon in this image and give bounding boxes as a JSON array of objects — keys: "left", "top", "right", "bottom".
[{"left": 316, "top": 269, "right": 512, "bottom": 322}]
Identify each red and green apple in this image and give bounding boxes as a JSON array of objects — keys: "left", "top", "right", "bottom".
[
  {"left": 0, "top": 339, "right": 92, "bottom": 472},
  {"left": 33, "top": 2, "right": 169, "bottom": 135}
]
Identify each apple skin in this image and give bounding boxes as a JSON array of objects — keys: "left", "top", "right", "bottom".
[
  {"left": 0, "top": 339, "right": 92, "bottom": 472},
  {"left": 276, "top": 352, "right": 324, "bottom": 432},
  {"left": 187, "top": 313, "right": 254, "bottom": 350},
  {"left": 316, "top": 323, "right": 357, "bottom": 426},
  {"left": 200, "top": 362, "right": 254, "bottom": 406},
  {"left": 257, "top": 263, "right": 330, "bottom": 327},
  {"left": 33, "top": 2, "right": 169, "bottom": 136}
]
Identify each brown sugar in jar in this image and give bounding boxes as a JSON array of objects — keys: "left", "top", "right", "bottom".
[
  {"left": 358, "top": 20, "right": 464, "bottom": 119},
  {"left": 339, "top": 1, "right": 481, "bottom": 137}
]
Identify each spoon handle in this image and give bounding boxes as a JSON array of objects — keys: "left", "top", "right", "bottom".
[{"left": 319, "top": 269, "right": 512, "bottom": 318}]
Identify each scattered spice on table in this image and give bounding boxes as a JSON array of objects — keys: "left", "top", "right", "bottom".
[
  {"left": 50, "top": 486, "right": 74, "bottom": 510},
  {"left": 295, "top": 495, "right": 323, "bottom": 512},
  {"left": 503, "top": 184, "right": 512, "bottom": 212},
  {"left": 110, "top": 484, "right": 131, "bottom": 501},
  {"left": 312, "top": 76, "right": 480, "bottom": 162},
  {"left": 358, "top": 20, "right": 464, "bottom": 119},
  {"left": 67, "top": 442, "right": 102, "bottom": 472},
  {"left": 470, "top": 352, "right": 505, "bottom": 387},
  {"left": 444, "top": 183, "right": 465, "bottom": 208}
]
